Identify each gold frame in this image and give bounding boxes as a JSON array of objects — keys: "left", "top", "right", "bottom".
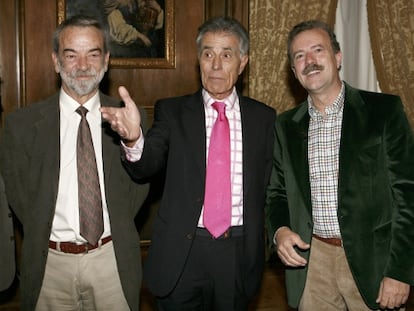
[{"left": 57, "top": 0, "right": 175, "bottom": 69}]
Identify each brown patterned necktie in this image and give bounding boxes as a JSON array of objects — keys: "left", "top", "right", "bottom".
[{"left": 76, "top": 106, "right": 103, "bottom": 246}]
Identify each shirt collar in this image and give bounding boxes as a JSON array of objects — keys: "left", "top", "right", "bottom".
[
  {"left": 308, "top": 82, "right": 345, "bottom": 118},
  {"left": 59, "top": 89, "right": 101, "bottom": 119},
  {"left": 202, "top": 87, "right": 238, "bottom": 111}
]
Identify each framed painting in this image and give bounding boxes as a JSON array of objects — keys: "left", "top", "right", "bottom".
[{"left": 57, "top": 0, "right": 175, "bottom": 68}]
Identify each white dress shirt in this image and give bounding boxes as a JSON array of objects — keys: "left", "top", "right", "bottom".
[{"left": 50, "top": 90, "right": 111, "bottom": 243}]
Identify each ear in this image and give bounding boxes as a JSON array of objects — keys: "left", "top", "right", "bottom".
[
  {"left": 238, "top": 54, "right": 249, "bottom": 75},
  {"left": 104, "top": 51, "right": 110, "bottom": 72},
  {"left": 335, "top": 51, "right": 342, "bottom": 70},
  {"left": 51, "top": 52, "right": 60, "bottom": 74},
  {"left": 291, "top": 66, "right": 298, "bottom": 79}
]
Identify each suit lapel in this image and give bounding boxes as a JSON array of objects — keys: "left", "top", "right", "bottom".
[
  {"left": 182, "top": 92, "right": 206, "bottom": 178},
  {"left": 285, "top": 104, "right": 312, "bottom": 211},
  {"left": 32, "top": 96, "right": 61, "bottom": 206},
  {"left": 99, "top": 93, "right": 123, "bottom": 190},
  {"left": 239, "top": 97, "right": 256, "bottom": 193},
  {"left": 338, "top": 85, "right": 368, "bottom": 196},
  {"left": 101, "top": 124, "right": 116, "bottom": 189}
]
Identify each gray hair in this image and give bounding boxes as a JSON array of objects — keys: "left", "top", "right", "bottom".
[
  {"left": 196, "top": 16, "right": 249, "bottom": 57},
  {"left": 52, "top": 15, "right": 109, "bottom": 54}
]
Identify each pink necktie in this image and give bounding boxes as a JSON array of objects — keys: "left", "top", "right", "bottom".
[{"left": 203, "top": 102, "right": 231, "bottom": 238}]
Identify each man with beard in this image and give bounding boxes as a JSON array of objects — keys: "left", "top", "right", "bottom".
[{"left": 0, "top": 15, "right": 149, "bottom": 310}]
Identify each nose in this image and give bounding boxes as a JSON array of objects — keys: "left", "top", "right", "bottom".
[
  {"left": 77, "top": 55, "right": 89, "bottom": 71},
  {"left": 212, "top": 56, "right": 222, "bottom": 70},
  {"left": 304, "top": 52, "right": 315, "bottom": 65}
]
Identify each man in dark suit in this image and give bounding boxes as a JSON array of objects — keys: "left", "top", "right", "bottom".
[
  {"left": 101, "top": 16, "right": 276, "bottom": 310},
  {"left": 0, "top": 173, "right": 15, "bottom": 293},
  {"left": 266, "top": 20, "right": 414, "bottom": 310},
  {"left": 0, "top": 15, "right": 148, "bottom": 310}
]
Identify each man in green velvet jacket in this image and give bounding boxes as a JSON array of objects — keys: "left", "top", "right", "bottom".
[{"left": 266, "top": 20, "right": 414, "bottom": 310}]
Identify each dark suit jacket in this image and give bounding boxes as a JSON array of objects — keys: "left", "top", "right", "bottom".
[
  {"left": 266, "top": 83, "right": 414, "bottom": 309},
  {"left": 122, "top": 90, "right": 276, "bottom": 298},
  {"left": 0, "top": 92, "right": 149, "bottom": 310},
  {"left": 0, "top": 173, "right": 15, "bottom": 292}
]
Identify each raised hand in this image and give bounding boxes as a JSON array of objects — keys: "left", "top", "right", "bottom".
[{"left": 100, "top": 86, "right": 142, "bottom": 147}]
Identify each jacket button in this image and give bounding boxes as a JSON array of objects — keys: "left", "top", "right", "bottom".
[{"left": 186, "top": 233, "right": 194, "bottom": 240}]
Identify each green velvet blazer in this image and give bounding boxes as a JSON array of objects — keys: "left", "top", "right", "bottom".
[{"left": 266, "top": 83, "right": 414, "bottom": 309}]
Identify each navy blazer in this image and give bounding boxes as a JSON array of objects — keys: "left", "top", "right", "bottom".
[{"left": 123, "top": 90, "right": 276, "bottom": 298}]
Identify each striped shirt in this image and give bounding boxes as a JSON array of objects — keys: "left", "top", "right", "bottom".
[
  {"left": 198, "top": 88, "right": 244, "bottom": 227},
  {"left": 308, "top": 83, "right": 345, "bottom": 238}
]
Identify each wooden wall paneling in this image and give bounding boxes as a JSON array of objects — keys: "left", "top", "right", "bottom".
[
  {"left": 204, "top": 0, "right": 227, "bottom": 19},
  {"left": 0, "top": 0, "right": 20, "bottom": 119},
  {"left": 23, "top": 0, "right": 59, "bottom": 105},
  {"left": 205, "top": 0, "right": 249, "bottom": 26}
]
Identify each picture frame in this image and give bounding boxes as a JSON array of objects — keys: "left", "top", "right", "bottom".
[{"left": 57, "top": 0, "right": 175, "bottom": 68}]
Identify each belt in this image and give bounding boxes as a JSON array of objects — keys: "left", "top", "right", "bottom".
[
  {"left": 48, "top": 236, "right": 112, "bottom": 254},
  {"left": 312, "top": 234, "right": 342, "bottom": 247},
  {"left": 196, "top": 226, "right": 244, "bottom": 240}
]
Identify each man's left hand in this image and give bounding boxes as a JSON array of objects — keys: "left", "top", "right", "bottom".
[{"left": 376, "top": 277, "right": 410, "bottom": 309}]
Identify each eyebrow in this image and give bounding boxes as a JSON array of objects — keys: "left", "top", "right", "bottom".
[
  {"left": 62, "top": 47, "right": 103, "bottom": 54},
  {"left": 310, "top": 44, "right": 324, "bottom": 50},
  {"left": 201, "top": 46, "right": 235, "bottom": 52},
  {"left": 292, "top": 43, "right": 324, "bottom": 56}
]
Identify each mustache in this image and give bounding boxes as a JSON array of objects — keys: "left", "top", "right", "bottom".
[
  {"left": 302, "top": 63, "right": 324, "bottom": 75},
  {"left": 74, "top": 69, "right": 96, "bottom": 77}
]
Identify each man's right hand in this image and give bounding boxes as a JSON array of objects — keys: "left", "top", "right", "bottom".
[
  {"left": 100, "top": 86, "right": 142, "bottom": 147},
  {"left": 275, "top": 227, "right": 310, "bottom": 267}
]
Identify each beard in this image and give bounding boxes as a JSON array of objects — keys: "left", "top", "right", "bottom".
[{"left": 58, "top": 60, "right": 106, "bottom": 97}]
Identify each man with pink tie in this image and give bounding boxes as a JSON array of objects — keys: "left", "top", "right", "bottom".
[{"left": 102, "top": 16, "right": 276, "bottom": 311}]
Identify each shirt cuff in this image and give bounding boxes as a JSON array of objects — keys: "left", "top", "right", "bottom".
[{"left": 121, "top": 129, "right": 144, "bottom": 162}]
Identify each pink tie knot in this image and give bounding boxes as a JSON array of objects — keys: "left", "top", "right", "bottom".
[{"left": 212, "top": 102, "right": 226, "bottom": 121}]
